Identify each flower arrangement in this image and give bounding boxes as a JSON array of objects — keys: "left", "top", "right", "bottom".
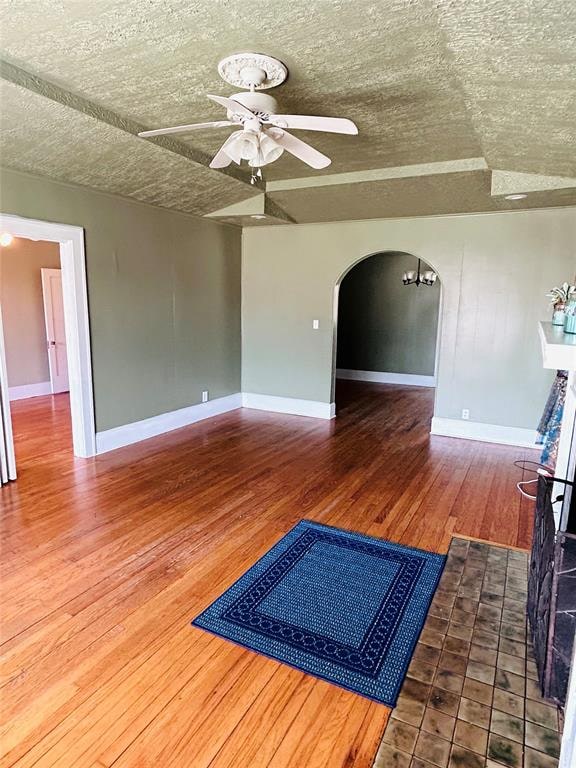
[
  {"left": 547, "top": 281, "right": 576, "bottom": 327},
  {"left": 547, "top": 282, "right": 576, "bottom": 306}
]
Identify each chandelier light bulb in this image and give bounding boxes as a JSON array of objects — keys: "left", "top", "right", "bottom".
[{"left": 0, "top": 232, "right": 14, "bottom": 247}]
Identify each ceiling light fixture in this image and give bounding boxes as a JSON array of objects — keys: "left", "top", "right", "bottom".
[
  {"left": 251, "top": 214, "right": 267, "bottom": 220},
  {"left": 505, "top": 194, "right": 527, "bottom": 200},
  {"left": 402, "top": 258, "right": 437, "bottom": 288},
  {"left": 0, "top": 232, "right": 14, "bottom": 247},
  {"left": 222, "top": 129, "right": 284, "bottom": 168}
]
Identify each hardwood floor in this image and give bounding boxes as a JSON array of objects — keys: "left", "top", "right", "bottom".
[{"left": 0, "top": 382, "right": 537, "bottom": 767}]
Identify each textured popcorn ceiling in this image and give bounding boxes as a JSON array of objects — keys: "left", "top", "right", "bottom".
[
  {"left": 0, "top": 0, "right": 575, "bottom": 223},
  {"left": 435, "top": 0, "right": 576, "bottom": 179},
  {"left": 268, "top": 171, "right": 576, "bottom": 223},
  {"left": 0, "top": 80, "right": 255, "bottom": 214}
]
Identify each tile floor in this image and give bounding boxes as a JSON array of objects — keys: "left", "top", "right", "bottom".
[{"left": 372, "top": 537, "right": 563, "bottom": 768}]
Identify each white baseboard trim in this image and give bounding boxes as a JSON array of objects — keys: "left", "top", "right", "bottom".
[
  {"left": 9, "top": 381, "right": 52, "bottom": 400},
  {"left": 242, "top": 393, "right": 336, "bottom": 420},
  {"left": 336, "top": 369, "right": 436, "bottom": 387},
  {"left": 96, "top": 391, "right": 337, "bottom": 454},
  {"left": 431, "top": 416, "right": 539, "bottom": 448},
  {"left": 92, "top": 395, "right": 537, "bottom": 455},
  {"left": 95, "top": 393, "right": 243, "bottom": 454}
]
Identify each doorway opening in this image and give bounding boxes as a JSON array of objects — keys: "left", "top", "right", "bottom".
[
  {"left": 332, "top": 251, "right": 442, "bottom": 416},
  {"left": 1, "top": 237, "right": 72, "bottom": 470},
  {"left": 0, "top": 214, "right": 95, "bottom": 484}
]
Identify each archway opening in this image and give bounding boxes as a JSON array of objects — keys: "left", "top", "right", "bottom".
[{"left": 333, "top": 251, "right": 442, "bottom": 417}]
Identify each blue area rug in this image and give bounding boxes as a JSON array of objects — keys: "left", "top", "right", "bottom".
[{"left": 192, "top": 520, "right": 445, "bottom": 706}]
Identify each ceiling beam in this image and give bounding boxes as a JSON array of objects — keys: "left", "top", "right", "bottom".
[
  {"left": 206, "top": 192, "right": 296, "bottom": 224},
  {"left": 206, "top": 194, "right": 267, "bottom": 218},
  {"left": 266, "top": 158, "right": 489, "bottom": 192},
  {"left": 491, "top": 170, "right": 576, "bottom": 196},
  {"left": 0, "top": 58, "right": 254, "bottom": 189}
]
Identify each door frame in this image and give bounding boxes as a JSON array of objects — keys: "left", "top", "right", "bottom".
[{"left": 0, "top": 213, "right": 96, "bottom": 458}]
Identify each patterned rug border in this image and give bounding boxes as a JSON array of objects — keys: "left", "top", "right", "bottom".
[{"left": 192, "top": 520, "right": 446, "bottom": 706}]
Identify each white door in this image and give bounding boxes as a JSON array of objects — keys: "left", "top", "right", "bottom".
[{"left": 41, "top": 268, "right": 69, "bottom": 394}]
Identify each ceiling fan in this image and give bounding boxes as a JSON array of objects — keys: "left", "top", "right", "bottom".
[{"left": 138, "top": 53, "right": 358, "bottom": 178}]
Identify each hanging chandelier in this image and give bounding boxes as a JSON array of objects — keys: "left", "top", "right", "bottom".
[{"left": 402, "top": 258, "right": 437, "bottom": 287}]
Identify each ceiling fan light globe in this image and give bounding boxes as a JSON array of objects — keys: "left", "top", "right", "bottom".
[
  {"left": 259, "top": 133, "right": 284, "bottom": 165},
  {"left": 223, "top": 131, "right": 259, "bottom": 163},
  {"left": 248, "top": 148, "right": 284, "bottom": 168},
  {"left": 239, "top": 132, "right": 260, "bottom": 160}
]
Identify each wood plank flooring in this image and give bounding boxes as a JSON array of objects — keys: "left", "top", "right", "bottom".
[{"left": 0, "top": 382, "right": 537, "bottom": 767}]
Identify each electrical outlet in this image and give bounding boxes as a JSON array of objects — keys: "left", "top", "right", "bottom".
[
  {"left": 461, "top": 408, "right": 470, "bottom": 420},
  {"left": 202, "top": 390, "right": 209, "bottom": 403},
  {"left": 312, "top": 319, "right": 319, "bottom": 330}
]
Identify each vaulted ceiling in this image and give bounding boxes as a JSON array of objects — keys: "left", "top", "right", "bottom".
[{"left": 1, "top": 0, "right": 575, "bottom": 226}]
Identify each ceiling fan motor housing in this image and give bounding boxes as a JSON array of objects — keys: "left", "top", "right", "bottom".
[{"left": 229, "top": 92, "right": 278, "bottom": 119}]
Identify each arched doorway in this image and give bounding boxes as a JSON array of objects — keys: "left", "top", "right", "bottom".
[{"left": 331, "top": 251, "right": 442, "bottom": 413}]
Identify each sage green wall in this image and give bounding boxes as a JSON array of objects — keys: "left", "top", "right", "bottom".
[
  {"left": 0, "top": 238, "right": 61, "bottom": 387},
  {"left": 242, "top": 208, "right": 576, "bottom": 429},
  {"left": 336, "top": 252, "right": 440, "bottom": 376},
  {"left": 0, "top": 168, "right": 242, "bottom": 431}
]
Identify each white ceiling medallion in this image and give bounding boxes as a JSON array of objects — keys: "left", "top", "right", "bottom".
[{"left": 217, "top": 53, "right": 288, "bottom": 91}]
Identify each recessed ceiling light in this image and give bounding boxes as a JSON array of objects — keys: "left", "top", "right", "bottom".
[
  {"left": 505, "top": 194, "right": 527, "bottom": 200},
  {"left": 0, "top": 232, "right": 14, "bottom": 247},
  {"left": 251, "top": 214, "right": 267, "bottom": 220}
]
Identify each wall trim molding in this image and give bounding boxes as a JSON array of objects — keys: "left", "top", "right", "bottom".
[
  {"left": 242, "top": 393, "right": 335, "bottom": 420},
  {"left": 336, "top": 369, "right": 436, "bottom": 387},
  {"left": 431, "top": 416, "right": 539, "bottom": 448},
  {"left": 8, "top": 381, "right": 52, "bottom": 401},
  {"left": 95, "top": 393, "right": 243, "bottom": 454}
]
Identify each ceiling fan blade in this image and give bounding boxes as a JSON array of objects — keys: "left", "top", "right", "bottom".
[
  {"left": 206, "top": 94, "right": 255, "bottom": 118},
  {"left": 138, "top": 121, "right": 233, "bottom": 138},
  {"left": 268, "top": 129, "right": 331, "bottom": 169},
  {"left": 269, "top": 115, "right": 358, "bottom": 135},
  {"left": 209, "top": 132, "right": 242, "bottom": 169}
]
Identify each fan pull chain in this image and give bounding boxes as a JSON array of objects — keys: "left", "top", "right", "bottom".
[{"left": 250, "top": 168, "right": 263, "bottom": 185}]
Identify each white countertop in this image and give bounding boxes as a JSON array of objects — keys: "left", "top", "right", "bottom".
[{"left": 539, "top": 321, "right": 576, "bottom": 371}]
